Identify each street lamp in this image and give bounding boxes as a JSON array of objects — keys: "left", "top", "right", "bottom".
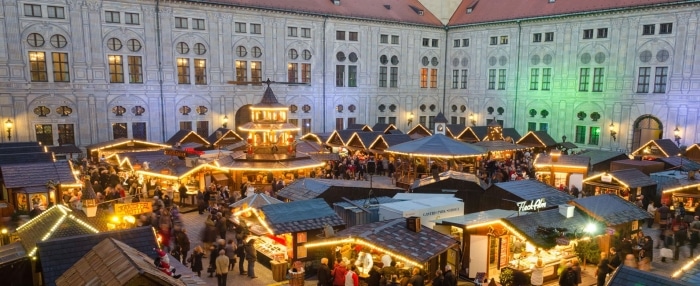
[
  {"left": 562, "top": 135, "right": 567, "bottom": 143},
  {"left": 469, "top": 113, "right": 476, "bottom": 126},
  {"left": 407, "top": 112, "right": 414, "bottom": 127},
  {"left": 4, "top": 119, "right": 12, "bottom": 141},
  {"left": 609, "top": 122, "right": 617, "bottom": 142},
  {"left": 222, "top": 115, "right": 229, "bottom": 129},
  {"left": 674, "top": 126, "right": 681, "bottom": 146}
]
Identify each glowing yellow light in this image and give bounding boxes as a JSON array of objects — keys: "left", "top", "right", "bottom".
[
  {"left": 111, "top": 216, "right": 121, "bottom": 223},
  {"left": 581, "top": 173, "right": 630, "bottom": 189},
  {"left": 123, "top": 216, "right": 136, "bottom": 224},
  {"left": 305, "top": 237, "right": 424, "bottom": 268}
]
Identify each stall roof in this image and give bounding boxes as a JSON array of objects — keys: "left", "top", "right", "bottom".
[
  {"left": 445, "top": 124, "right": 467, "bottom": 139},
  {"left": 0, "top": 145, "right": 45, "bottom": 154},
  {"left": 334, "top": 218, "right": 458, "bottom": 263},
  {"left": 463, "top": 126, "right": 522, "bottom": 142},
  {"left": 652, "top": 170, "right": 700, "bottom": 194},
  {"left": 516, "top": 131, "right": 558, "bottom": 148},
  {"left": 504, "top": 208, "right": 594, "bottom": 249},
  {"left": 260, "top": 198, "right": 345, "bottom": 234},
  {"left": 569, "top": 194, "right": 651, "bottom": 226},
  {"left": 300, "top": 132, "right": 332, "bottom": 145},
  {"left": 473, "top": 140, "right": 529, "bottom": 152},
  {"left": 166, "top": 129, "right": 210, "bottom": 146},
  {"left": 678, "top": 256, "right": 700, "bottom": 285},
  {"left": 434, "top": 209, "right": 518, "bottom": 227},
  {"left": 0, "top": 141, "right": 42, "bottom": 148},
  {"left": 334, "top": 196, "right": 401, "bottom": 209},
  {"left": 393, "top": 193, "right": 456, "bottom": 200},
  {"left": 325, "top": 130, "right": 358, "bottom": 146},
  {"left": 604, "top": 169, "right": 658, "bottom": 188},
  {"left": 206, "top": 128, "right": 244, "bottom": 147},
  {"left": 219, "top": 154, "right": 325, "bottom": 171},
  {"left": 491, "top": 180, "right": 575, "bottom": 206},
  {"left": 279, "top": 178, "right": 401, "bottom": 202},
  {"left": 345, "top": 124, "right": 373, "bottom": 131},
  {"left": 609, "top": 265, "right": 691, "bottom": 286},
  {"left": 37, "top": 226, "right": 158, "bottom": 286},
  {"left": 0, "top": 242, "right": 27, "bottom": 266},
  {"left": 385, "top": 133, "right": 485, "bottom": 158},
  {"left": 631, "top": 139, "right": 682, "bottom": 158},
  {"left": 368, "top": 134, "right": 413, "bottom": 151},
  {"left": 56, "top": 238, "right": 186, "bottom": 286},
  {"left": 576, "top": 150, "right": 628, "bottom": 166},
  {"left": 533, "top": 153, "right": 590, "bottom": 169},
  {"left": 229, "top": 193, "right": 283, "bottom": 209},
  {"left": 85, "top": 138, "right": 169, "bottom": 151},
  {"left": 411, "top": 170, "right": 483, "bottom": 189},
  {"left": 47, "top": 145, "right": 82, "bottom": 154},
  {"left": 16, "top": 205, "right": 100, "bottom": 256},
  {"left": 380, "top": 197, "right": 463, "bottom": 213},
  {"left": 656, "top": 156, "right": 700, "bottom": 172},
  {"left": 372, "top": 123, "right": 397, "bottom": 134},
  {"left": 406, "top": 124, "right": 432, "bottom": 139},
  {"left": 0, "top": 152, "right": 54, "bottom": 166},
  {"left": 346, "top": 131, "right": 385, "bottom": 149},
  {"left": 1, "top": 161, "right": 79, "bottom": 188}
]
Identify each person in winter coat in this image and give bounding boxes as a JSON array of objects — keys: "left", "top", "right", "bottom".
[
  {"left": 442, "top": 265, "right": 456, "bottom": 286},
  {"left": 224, "top": 239, "right": 237, "bottom": 271},
  {"left": 189, "top": 246, "right": 205, "bottom": 277},
  {"left": 235, "top": 233, "right": 247, "bottom": 275},
  {"left": 530, "top": 259, "right": 545, "bottom": 286},
  {"left": 331, "top": 260, "right": 348, "bottom": 286},
  {"left": 431, "top": 269, "right": 444, "bottom": 286},
  {"left": 215, "top": 249, "right": 230, "bottom": 286},
  {"left": 245, "top": 236, "right": 258, "bottom": 278},
  {"left": 317, "top": 257, "right": 333, "bottom": 286}
]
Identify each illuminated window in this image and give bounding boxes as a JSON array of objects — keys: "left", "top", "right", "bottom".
[
  {"left": 29, "top": 51, "right": 48, "bottom": 82},
  {"left": 58, "top": 124, "right": 75, "bottom": 145},
  {"left": 420, "top": 68, "right": 428, "bottom": 88},
  {"left": 430, "top": 68, "right": 438, "bottom": 88},
  {"left": 301, "top": 63, "right": 311, "bottom": 83},
  {"left": 288, "top": 63, "right": 298, "bottom": 83},
  {"left": 194, "top": 59, "right": 206, "bottom": 85},
  {"left": 112, "top": 123, "right": 128, "bottom": 139},
  {"left": 177, "top": 58, "right": 190, "bottom": 84},
  {"left": 52, "top": 52, "right": 69, "bottom": 82},
  {"left": 127, "top": 56, "right": 142, "bottom": 83},
  {"left": 588, "top": 126, "right": 600, "bottom": 145},
  {"left": 302, "top": 118, "right": 311, "bottom": 134},
  {"left": 235, "top": 60, "right": 247, "bottom": 82},
  {"left": 35, "top": 124, "right": 53, "bottom": 146},
  {"left": 108, "top": 55, "right": 124, "bottom": 83},
  {"left": 251, "top": 61, "right": 262, "bottom": 83}
]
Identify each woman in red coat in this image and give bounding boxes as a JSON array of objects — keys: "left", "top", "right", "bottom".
[{"left": 331, "top": 259, "right": 348, "bottom": 286}]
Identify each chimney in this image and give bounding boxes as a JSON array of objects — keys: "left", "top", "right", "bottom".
[
  {"left": 550, "top": 150, "right": 561, "bottom": 162},
  {"left": 559, "top": 204, "right": 574, "bottom": 218},
  {"left": 406, "top": 216, "right": 421, "bottom": 232}
]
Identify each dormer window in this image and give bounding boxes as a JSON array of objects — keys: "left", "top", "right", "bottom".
[{"left": 467, "top": 8, "right": 473, "bottom": 13}]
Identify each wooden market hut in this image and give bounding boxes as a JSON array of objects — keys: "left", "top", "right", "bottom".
[
  {"left": 166, "top": 129, "right": 210, "bottom": 147},
  {"left": 481, "top": 180, "right": 575, "bottom": 212},
  {"left": 345, "top": 131, "right": 384, "bottom": 153},
  {"left": 47, "top": 145, "right": 83, "bottom": 161},
  {"left": 685, "top": 143, "right": 700, "bottom": 163},
  {"left": 85, "top": 138, "right": 169, "bottom": 162},
  {"left": 445, "top": 124, "right": 467, "bottom": 139},
  {"left": 575, "top": 150, "right": 629, "bottom": 173},
  {"left": 277, "top": 178, "right": 402, "bottom": 206},
  {"left": 516, "top": 131, "right": 558, "bottom": 153},
  {"left": 410, "top": 170, "right": 485, "bottom": 214},
  {"left": 533, "top": 151, "right": 590, "bottom": 189},
  {"left": 457, "top": 126, "right": 522, "bottom": 143},
  {"left": 0, "top": 161, "right": 82, "bottom": 213},
  {"left": 610, "top": 159, "right": 665, "bottom": 175},
  {"left": 307, "top": 217, "right": 460, "bottom": 279},
  {"left": 345, "top": 124, "right": 373, "bottom": 132},
  {"left": 609, "top": 265, "right": 691, "bottom": 286},
  {"left": 630, "top": 139, "right": 682, "bottom": 159},
  {"left": 56, "top": 238, "right": 186, "bottom": 286},
  {"left": 206, "top": 127, "right": 245, "bottom": 150},
  {"left": 653, "top": 170, "right": 700, "bottom": 213},
  {"left": 37, "top": 226, "right": 159, "bottom": 286},
  {"left": 366, "top": 134, "right": 413, "bottom": 153},
  {"left": 371, "top": 123, "right": 398, "bottom": 134},
  {"left": 581, "top": 169, "right": 658, "bottom": 202},
  {"left": 655, "top": 156, "right": 700, "bottom": 173},
  {"left": 406, "top": 124, "right": 432, "bottom": 139}
]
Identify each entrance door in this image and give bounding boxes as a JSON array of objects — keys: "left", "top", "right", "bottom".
[
  {"left": 632, "top": 115, "right": 662, "bottom": 151},
  {"left": 469, "top": 235, "right": 488, "bottom": 277}
]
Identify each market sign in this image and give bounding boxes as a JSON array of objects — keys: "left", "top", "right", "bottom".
[
  {"left": 164, "top": 147, "right": 204, "bottom": 157},
  {"left": 516, "top": 198, "right": 546, "bottom": 212},
  {"left": 115, "top": 202, "right": 153, "bottom": 216}
]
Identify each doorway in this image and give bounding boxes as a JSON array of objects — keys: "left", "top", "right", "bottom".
[
  {"left": 235, "top": 104, "right": 252, "bottom": 138},
  {"left": 632, "top": 115, "right": 662, "bottom": 151}
]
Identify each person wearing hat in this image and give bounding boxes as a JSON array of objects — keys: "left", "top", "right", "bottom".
[{"left": 154, "top": 248, "right": 181, "bottom": 279}]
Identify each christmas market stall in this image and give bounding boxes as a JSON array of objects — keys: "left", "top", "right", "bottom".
[
  {"left": 85, "top": 138, "right": 170, "bottom": 163},
  {"left": 581, "top": 169, "right": 658, "bottom": 202},
  {"left": 630, "top": 139, "right": 682, "bottom": 160},
  {"left": 480, "top": 180, "right": 574, "bottom": 213},
  {"left": 0, "top": 161, "right": 82, "bottom": 214},
  {"left": 672, "top": 251, "right": 700, "bottom": 284},
  {"left": 206, "top": 127, "right": 245, "bottom": 150},
  {"left": 654, "top": 170, "right": 700, "bottom": 214},
  {"left": 533, "top": 150, "right": 590, "bottom": 190},
  {"left": 277, "top": 178, "right": 402, "bottom": 206},
  {"left": 655, "top": 156, "right": 700, "bottom": 173},
  {"left": 371, "top": 123, "right": 398, "bottom": 134},
  {"left": 610, "top": 159, "right": 665, "bottom": 175},
  {"left": 575, "top": 150, "right": 629, "bottom": 173},
  {"left": 410, "top": 170, "right": 485, "bottom": 214},
  {"left": 229, "top": 193, "right": 283, "bottom": 239},
  {"left": 252, "top": 198, "right": 345, "bottom": 280},
  {"left": 685, "top": 143, "right": 700, "bottom": 164},
  {"left": 454, "top": 125, "right": 522, "bottom": 144},
  {"left": 610, "top": 265, "right": 691, "bottom": 286},
  {"left": 305, "top": 217, "right": 459, "bottom": 280},
  {"left": 333, "top": 196, "right": 401, "bottom": 228},
  {"left": 405, "top": 124, "right": 432, "bottom": 139},
  {"left": 515, "top": 131, "right": 558, "bottom": 153}
]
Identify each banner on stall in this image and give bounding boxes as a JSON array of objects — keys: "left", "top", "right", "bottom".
[{"left": 115, "top": 202, "right": 153, "bottom": 216}]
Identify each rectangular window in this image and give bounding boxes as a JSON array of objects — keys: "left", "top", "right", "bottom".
[
  {"left": 196, "top": 121, "right": 209, "bottom": 138},
  {"left": 461, "top": 69, "right": 468, "bottom": 89},
  {"left": 288, "top": 27, "right": 298, "bottom": 37},
  {"left": 112, "top": 123, "right": 128, "bottom": 139},
  {"left": 251, "top": 24, "right": 262, "bottom": 34},
  {"left": 422, "top": 38, "right": 430, "bottom": 47},
  {"left": 541, "top": 68, "right": 551, "bottom": 91},
  {"left": 454, "top": 39, "right": 460, "bottom": 47},
  {"left": 450, "top": 116, "right": 457, "bottom": 125},
  {"left": 252, "top": 61, "right": 262, "bottom": 83},
  {"left": 381, "top": 35, "right": 389, "bottom": 44},
  {"left": 29, "top": 51, "right": 48, "bottom": 82},
  {"left": 643, "top": 24, "right": 655, "bottom": 35},
  {"left": 390, "top": 67, "right": 398, "bottom": 87},
  {"left": 132, "top": 122, "right": 147, "bottom": 141},
  {"left": 194, "top": 59, "right": 206, "bottom": 85},
  {"left": 377, "top": 117, "right": 386, "bottom": 124},
  {"left": 175, "top": 17, "right": 188, "bottom": 29},
  {"left": 180, "top": 121, "right": 193, "bottom": 131},
  {"left": 57, "top": 124, "right": 75, "bottom": 145},
  {"left": 24, "top": 4, "right": 42, "bottom": 17},
  {"left": 574, "top": 126, "right": 586, "bottom": 144},
  {"left": 347, "top": 117, "right": 356, "bottom": 126},
  {"left": 177, "top": 58, "right": 190, "bottom": 84},
  {"left": 348, "top": 65, "right": 357, "bottom": 87},
  {"left": 336, "top": 31, "right": 345, "bottom": 40},
  {"left": 488, "top": 69, "right": 496, "bottom": 90},
  {"left": 527, "top": 122, "right": 537, "bottom": 132},
  {"left": 236, "top": 60, "right": 247, "bottom": 82},
  {"left": 545, "top": 32, "right": 554, "bottom": 42},
  {"left": 125, "top": 12, "right": 139, "bottom": 25},
  {"left": 287, "top": 63, "right": 298, "bottom": 83},
  {"left": 47, "top": 6, "right": 65, "bottom": 19},
  {"left": 235, "top": 22, "right": 246, "bottom": 33},
  {"left": 490, "top": 37, "right": 497, "bottom": 45},
  {"left": 637, "top": 67, "right": 650, "bottom": 93},
  {"left": 302, "top": 118, "right": 311, "bottom": 135},
  {"left": 335, "top": 118, "right": 344, "bottom": 131},
  {"left": 583, "top": 29, "right": 593, "bottom": 39},
  {"left": 108, "top": 55, "right": 124, "bottom": 83},
  {"left": 391, "top": 35, "right": 399, "bottom": 44},
  {"left": 380, "top": 66, "right": 388, "bottom": 87},
  {"left": 597, "top": 28, "right": 608, "bottom": 38},
  {"left": 301, "top": 28, "right": 310, "bottom": 38},
  {"left": 588, "top": 126, "right": 600, "bottom": 145},
  {"left": 419, "top": 116, "right": 426, "bottom": 127},
  {"left": 420, "top": 68, "right": 428, "bottom": 88},
  {"left": 539, "top": 123, "right": 548, "bottom": 132},
  {"left": 579, "top": 68, "right": 590, "bottom": 91},
  {"left": 530, "top": 68, "right": 539, "bottom": 90},
  {"left": 35, "top": 124, "right": 53, "bottom": 146},
  {"left": 428, "top": 116, "right": 436, "bottom": 130},
  {"left": 500, "top": 36, "right": 508, "bottom": 44},
  {"left": 105, "top": 11, "right": 120, "bottom": 23},
  {"left": 497, "top": 69, "right": 506, "bottom": 90},
  {"left": 660, "top": 23, "right": 673, "bottom": 34},
  {"left": 51, "top": 52, "right": 69, "bottom": 82},
  {"left": 654, "top": 67, "right": 668, "bottom": 93},
  {"left": 349, "top": 32, "right": 358, "bottom": 41},
  {"left": 192, "top": 18, "right": 205, "bottom": 30},
  {"left": 462, "top": 39, "right": 469, "bottom": 47},
  {"left": 430, "top": 68, "right": 438, "bottom": 88},
  {"left": 452, "top": 70, "right": 459, "bottom": 89},
  {"left": 432, "top": 39, "right": 439, "bottom": 47},
  {"left": 335, "top": 65, "right": 345, "bottom": 87},
  {"left": 592, "top": 68, "right": 604, "bottom": 92},
  {"left": 128, "top": 56, "right": 143, "bottom": 83},
  {"left": 533, "top": 33, "right": 542, "bottom": 43},
  {"left": 301, "top": 63, "right": 311, "bottom": 83},
  {"left": 288, "top": 119, "right": 299, "bottom": 136}
]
